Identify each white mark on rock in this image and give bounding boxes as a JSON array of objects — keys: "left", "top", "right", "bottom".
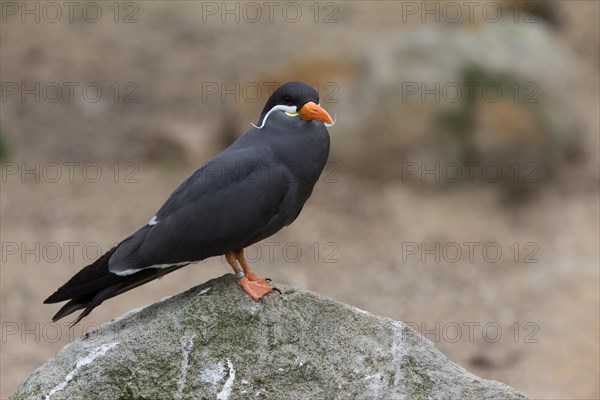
[
  {"left": 200, "top": 360, "right": 225, "bottom": 388},
  {"left": 391, "top": 321, "right": 407, "bottom": 387},
  {"left": 217, "top": 359, "right": 235, "bottom": 400},
  {"left": 354, "top": 307, "right": 373, "bottom": 316},
  {"left": 176, "top": 333, "right": 196, "bottom": 400},
  {"left": 45, "top": 342, "right": 118, "bottom": 399},
  {"left": 199, "top": 359, "right": 235, "bottom": 398},
  {"left": 361, "top": 373, "right": 384, "bottom": 397},
  {"left": 199, "top": 287, "right": 212, "bottom": 295},
  {"left": 111, "top": 304, "right": 152, "bottom": 324}
]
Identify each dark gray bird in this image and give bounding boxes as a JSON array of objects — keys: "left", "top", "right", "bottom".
[{"left": 45, "top": 82, "right": 333, "bottom": 325}]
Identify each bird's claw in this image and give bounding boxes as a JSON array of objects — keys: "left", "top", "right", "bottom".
[{"left": 237, "top": 276, "right": 274, "bottom": 300}]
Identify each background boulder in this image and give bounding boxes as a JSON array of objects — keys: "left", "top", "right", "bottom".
[{"left": 228, "top": 22, "right": 582, "bottom": 194}]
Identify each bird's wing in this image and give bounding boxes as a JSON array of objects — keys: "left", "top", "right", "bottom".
[
  {"left": 44, "top": 146, "right": 292, "bottom": 323},
  {"left": 108, "top": 148, "right": 291, "bottom": 274}
]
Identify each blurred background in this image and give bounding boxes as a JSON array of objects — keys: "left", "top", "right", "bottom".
[{"left": 1, "top": 0, "right": 598, "bottom": 398}]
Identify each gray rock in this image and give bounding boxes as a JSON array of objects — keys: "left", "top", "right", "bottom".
[
  {"left": 13, "top": 275, "right": 527, "bottom": 400},
  {"left": 329, "top": 22, "right": 583, "bottom": 189}
]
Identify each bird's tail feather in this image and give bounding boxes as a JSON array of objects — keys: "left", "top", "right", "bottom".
[{"left": 44, "top": 245, "right": 187, "bottom": 326}]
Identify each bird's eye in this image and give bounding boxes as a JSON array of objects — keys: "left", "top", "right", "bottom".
[{"left": 283, "top": 95, "right": 291, "bottom": 103}]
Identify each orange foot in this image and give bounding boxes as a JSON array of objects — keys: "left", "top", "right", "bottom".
[
  {"left": 237, "top": 276, "right": 274, "bottom": 300},
  {"left": 245, "top": 271, "right": 270, "bottom": 285}
]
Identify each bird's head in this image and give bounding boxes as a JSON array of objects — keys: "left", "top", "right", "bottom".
[{"left": 253, "top": 82, "right": 334, "bottom": 129}]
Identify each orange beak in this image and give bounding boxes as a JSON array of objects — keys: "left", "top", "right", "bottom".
[{"left": 299, "top": 102, "right": 334, "bottom": 125}]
